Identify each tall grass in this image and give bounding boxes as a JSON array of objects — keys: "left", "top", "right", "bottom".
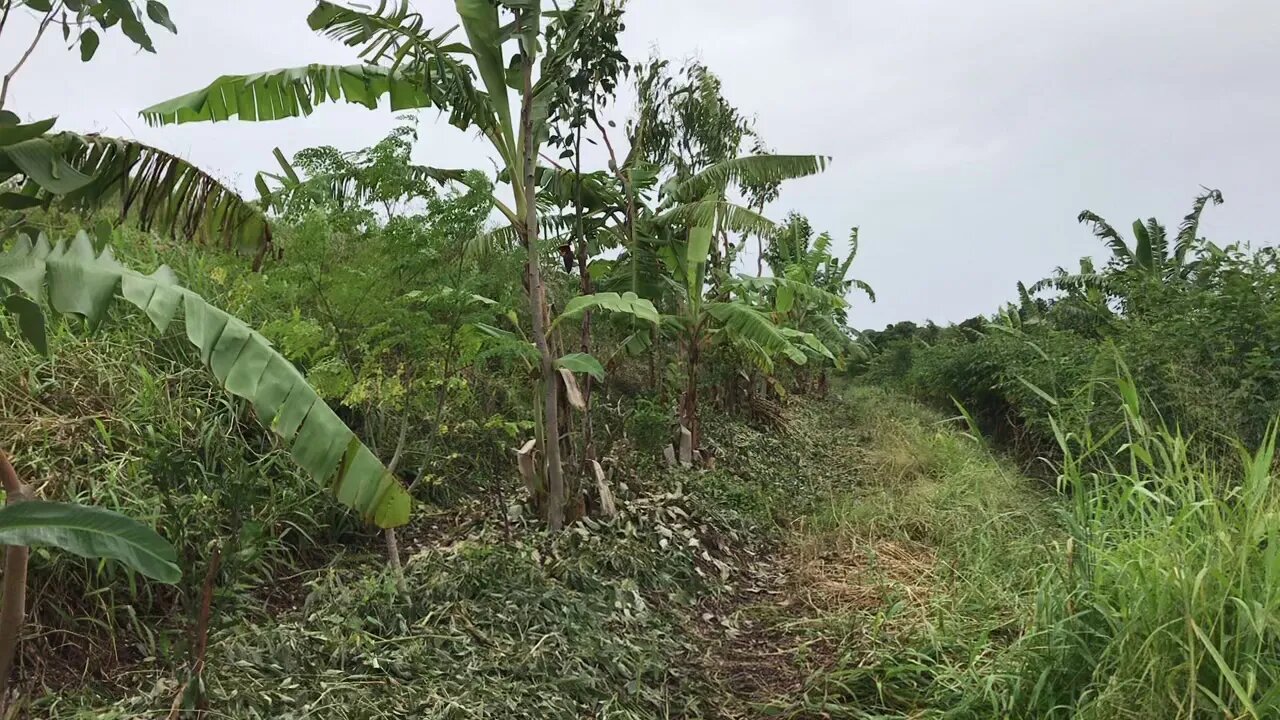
[
  {"left": 787, "top": 382, "right": 1280, "bottom": 719},
  {"left": 1008, "top": 374, "right": 1280, "bottom": 718}
]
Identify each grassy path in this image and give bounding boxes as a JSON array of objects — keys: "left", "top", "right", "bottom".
[{"left": 704, "top": 387, "right": 1061, "bottom": 719}]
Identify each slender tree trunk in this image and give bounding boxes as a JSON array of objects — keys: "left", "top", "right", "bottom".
[
  {"left": 572, "top": 128, "right": 595, "bottom": 463},
  {"left": 0, "top": 450, "right": 29, "bottom": 712},
  {"left": 520, "top": 45, "right": 565, "bottom": 531},
  {"left": 681, "top": 334, "right": 702, "bottom": 453},
  {"left": 648, "top": 325, "right": 658, "bottom": 393},
  {"left": 408, "top": 253, "right": 468, "bottom": 493},
  {"left": 384, "top": 415, "right": 410, "bottom": 589},
  {"left": 0, "top": 3, "right": 59, "bottom": 112}
]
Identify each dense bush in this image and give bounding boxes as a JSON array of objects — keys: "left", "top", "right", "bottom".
[{"left": 858, "top": 196, "right": 1280, "bottom": 465}]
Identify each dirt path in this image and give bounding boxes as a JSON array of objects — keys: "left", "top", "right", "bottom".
[{"left": 695, "top": 393, "right": 948, "bottom": 719}]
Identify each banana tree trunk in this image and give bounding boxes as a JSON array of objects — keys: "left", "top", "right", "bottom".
[
  {"left": 520, "top": 51, "right": 565, "bottom": 532},
  {"left": 0, "top": 450, "right": 29, "bottom": 711},
  {"left": 573, "top": 131, "right": 595, "bottom": 464},
  {"left": 681, "top": 334, "right": 702, "bottom": 453}
]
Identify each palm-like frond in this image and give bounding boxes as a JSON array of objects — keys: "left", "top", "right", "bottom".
[
  {"left": 1077, "top": 210, "right": 1132, "bottom": 261},
  {"left": 1174, "top": 188, "right": 1224, "bottom": 264},
  {"left": 664, "top": 154, "right": 829, "bottom": 202},
  {"left": 1132, "top": 219, "right": 1154, "bottom": 270},
  {"left": 25, "top": 133, "right": 271, "bottom": 258},
  {"left": 848, "top": 278, "right": 876, "bottom": 303},
  {"left": 307, "top": 1, "right": 442, "bottom": 65},
  {"left": 1028, "top": 272, "right": 1115, "bottom": 296},
  {"left": 1144, "top": 218, "right": 1168, "bottom": 264},
  {"left": 0, "top": 233, "right": 411, "bottom": 529},
  {"left": 705, "top": 301, "right": 805, "bottom": 365},
  {"left": 655, "top": 199, "right": 778, "bottom": 236},
  {"left": 735, "top": 275, "right": 847, "bottom": 312},
  {"left": 140, "top": 64, "right": 433, "bottom": 126}
]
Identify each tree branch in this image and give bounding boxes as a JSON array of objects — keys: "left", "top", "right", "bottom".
[{"left": 0, "top": 2, "right": 62, "bottom": 111}]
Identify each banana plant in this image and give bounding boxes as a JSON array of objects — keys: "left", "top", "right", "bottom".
[
  {"left": 658, "top": 219, "right": 813, "bottom": 452},
  {"left": 0, "top": 116, "right": 274, "bottom": 266},
  {"left": 0, "top": 449, "right": 179, "bottom": 708},
  {"left": 1029, "top": 189, "right": 1224, "bottom": 316},
  {"left": 1, "top": 231, "right": 412, "bottom": 528},
  {"left": 140, "top": 0, "right": 608, "bottom": 531},
  {"left": 754, "top": 221, "right": 875, "bottom": 372},
  {"left": 0, "top": 230, "right": 411, "bottom": 679}
]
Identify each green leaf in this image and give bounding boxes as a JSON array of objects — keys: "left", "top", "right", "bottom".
[
  {"left": 556, "top": 352, "right": 605, "bottom": 381},
  {"left": 776, "top": 284, "right": 795, "bottom": 313},
  {"left": 780, "top": 327, "right": 835, "bottom": 362},
  {"left": 140, "top": 64, "right": 431, "bottom": 126},
  {"left": 0, "top": 501, "right": 179, "bottom": 583},
  {"left": 93, "top": 218, "right": 113, "bottom": 249},
  {"left": 0, "top": 117, "right": 57, "bottom": 145},
  {"left": 0, "top": 137, "right": 94, "bottom": 194},
  {"left": 0, "top": 193, "right": 43, "bottom": 210},
  {"left": 666, "top": 154, "right": 829, "bottom": 202},
  {"left": 119, "top": 9, "right": 155, "bottom": 53},
  {"left": 79, "top": 28, "right": 100, "bottom": 61},
  {"left": 20, "top": 133, "right": 271, "bottom": 258},
  {"left": 3, "top": 295, "right": 47, "bottom": 355},
  {"left": 735, "top": 275, "right": 847, "bottom": 311},
  {"left": 705, "top": 301, "right": 805, "bottom": 365},
  {"left": 26, "top": 0, "right": 54, "bottom": 11},
  {"left": 1191, "top": 620, "right": 1260, "bottom": 719},
  {"left": 145, "top": 1, "right": 177, "bottom": 33},
  {"left": 554, "top": 291, "right": 660, "bottom": 327},
  {"left": 686, "top": 223, "right": 713, "bottom": 299},
  {"left": 456, "top": 0, "right": 513, "bottom": 143},
  {"left": 0, "top": 232, "right": 412, "bottom": 528}
]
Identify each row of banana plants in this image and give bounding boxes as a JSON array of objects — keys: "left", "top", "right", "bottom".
[{"left": 0, "top": 0, "right": 873, "bottom": 707}]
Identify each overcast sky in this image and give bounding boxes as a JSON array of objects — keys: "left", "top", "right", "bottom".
[{"left": 5, "top": 0, "right": 1278, "bottom": 330}]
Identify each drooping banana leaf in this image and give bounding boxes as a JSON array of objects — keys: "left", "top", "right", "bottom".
[
  {"left": 19, "top": 133, "right": 272, "bottom": 257},
  {"left": 0, "top": 501, "right": 180, "bottom": 583},
  {"left": 779, "top": 326, "right": 836, "bottom": 362},
  {"left": 140, "top": 64, "right": 433, "bottom": 126},
  {"left": 655, "top": 199, "right": 778, "bottom": 237},
  {"left": 555, "top": 352, "right": 605, "bottom": 382},
  {"left": 0, "top": 233, "right": 411, "bottom": 529},
  {"left": 734, "top": 275, "right": 848, "bottom": 313},
  {"left": 663, "top": 154, "right": 830, "bottom": 203},
  {"left": 553, "top": 292, "right": 661, "bottom": 328},
  {"left": 0, "top": 119, "right": 94, "bottom": 195},
  {"left": 705, "top": 301, "right": 805, "bottom": 366}
]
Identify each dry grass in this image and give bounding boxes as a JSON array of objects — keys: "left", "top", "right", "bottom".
[{"left": 789, "top": 535, "right": 937, "bottom": 616}]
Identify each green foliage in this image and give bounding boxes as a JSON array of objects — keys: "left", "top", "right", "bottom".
[
  {"left": 140, "top": 64, "right": 432, "bottom": 125},
  {"left": 860, "top": 191, "right": 1280, "bottom": 463},
  {"left": 554, "top": 291, "right": 661, "bottom": 327},
  {"left": 0, "top": 501, "right": 179, "bottom": 583},
  {"left": 1000, "top": 377, "right": 1280, "bottom": 718},
  {"left": 0, "top": 231, "right": 411, "bottom": 528}
]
